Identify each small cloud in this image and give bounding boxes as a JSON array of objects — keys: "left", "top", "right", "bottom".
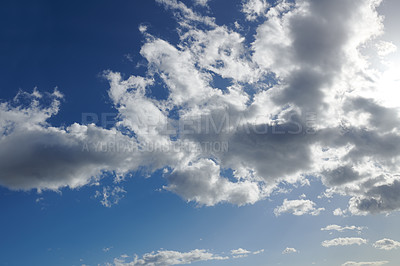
[
  {"left": 282, "top": 247, "right": 298, "bottom": 254},
  {"left": 138, "top": 24, "right": 148, "bottom": 33},
  {"left": 342, "top": 261, "right": 389, "bottom": 266},
  {"left": 333, "top": 208, "right": 348, "bottom": 217},
  {"left": 103, "top": 246, "right": 113, "bottom": 252},
  {"left": 231, "top": 248, "right": 263, "bottom": 259},
  {"left": 242, "top": 0, "right": 269, "bottom": 21},
  {"left": 322, "top": 237, "right": 367, "bottom": 247},
  {"left": 318, "top": 189, "right": 334, "bottom": 199},
  {"left": 193, "top": 0, "right": 209, "bottom": 7},
  {"left": 321, "top": 225, "right": 365, "bottom": 233},
  {"left": 274, "top": 199, "right": 325, "bottom": 216},
  {"left": 124, "top": 54, "right": 134, "bottom": 62},
  {"left": 231, "top": 248, "right": 251, "bottom": 255},
  {"left": 234, "top": 21, "right": 241, "bottom": 30},
  {"left": 253, "top": 249, "right": 264, "bottom": 255},
  {"left": 376, "top": 41, "right": 397, "bottom": 57},
  {"left": 36, "top": 197, "right": 44, "bottom": 203},
  {"left": 373, "top": 238, "right": 400, "bottom": 250},
  {"left": 95, "top": 186, "right": 126, "bottom": 208}
]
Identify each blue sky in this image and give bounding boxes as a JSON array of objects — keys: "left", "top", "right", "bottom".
[{"left": 1, "top": 0, "right": 400, "bottom": 265}]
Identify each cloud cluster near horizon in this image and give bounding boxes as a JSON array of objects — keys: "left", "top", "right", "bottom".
[
  {"left": 1, "top": 0, "right": 400, "bottom": 216},
  {"left": 322, "top": 237, "right": 368, "bottom": 247},
  {"left": 112, "top": 247, "right": 264, "bottom": 266},
  {"left": 342, "top": 261, "right": 389, "bottom": 266},
  {"left": 113, "top": 249, "right": 227, "bottom": 266}
]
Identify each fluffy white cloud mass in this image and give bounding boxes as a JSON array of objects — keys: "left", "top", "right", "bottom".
[
  {"left": 274, "top": 199, "right": 324, "bottom": 216},
  {"left": 373, "top": 238, "right": 400, "bottom": 250},
  {"left": 322, "top": 237, "right": 368, "bottom": 247},
  {"left": 113, "top": 249, "right": 228, "bottom": 266},
  {"left": 1, "top": 0, "right": 400, "bottom": 215},
  {"left": 0, "top": 90, "right": 148, "bottom": 191}
]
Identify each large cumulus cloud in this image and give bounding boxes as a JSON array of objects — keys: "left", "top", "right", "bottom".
[{"left": 1, "top": 0, "right": 400, "bottom": 214}]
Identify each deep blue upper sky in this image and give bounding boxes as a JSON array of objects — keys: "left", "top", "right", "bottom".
[
  {"left": 0, "top": 0, "right": 243, "bottom": 126},
  {"left": 1, "top": 0, "right": 174, "bottom": 126}
]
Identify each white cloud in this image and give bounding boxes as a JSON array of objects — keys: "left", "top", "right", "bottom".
[
  {"left": 156, "top": 0, "right": 216, "bottom": 27},
  {"left": 242, "top": 0, "right": 269, "bottom": 21},
  {"left": 274, "top": 199, "right": 325, "bottom": 216},
  {"left": 112, "top": 247, "right": 265, "bottom": 265},
  {"left": 139, "top": 38, "right": 212, "bottom": 106},
  {"left": 114, "top": 249, "right": 228, "bottom": 266},
  {"left": 98, "top": 0, "right": 400, "bottom": 216},
  {"left": 2, "top": 0, "right": 400, "bottom": 215},
  {"left": 182, "top": 26, "right": 261, "bottom": 83},
  {"left": 95, "top": 186, "right": 126, "bottom": 208},
  {"left": 373, "top": 238, "right": 400, "bottom": 250},
  {"left": 192, "top": 0, "right": 209, "bottom": 7},
  {"left": 103, "top": 247, "right": 113, "bottom": 252},
  {"left": 342, "top": 261, "right": 389, "bottom": 266},
  {"left": 231, "top": 248, "right": 250, "bottom": 255},
  {"left": 282, "top": 247, "right": 298, "bottom": 254},
  {"left": 322, "top": 237, "right": 368, "bottom": 247},
  {"left": 333, "top": 208, "right": 348, "bottom": 217},
  {"left": 165, "top": 158, "right": 266, "bottom": 206},
  {"left": 376, "top": 40, "right": 397, "bottom": 57},
  {"left": 232, "top": 254, "right": 248, "bottom": 259},
  {"left": 231, "top": 247, "right": 263, "bottom": 259},
  {"left": 253, "top": 249, "right": 264, "bottom": 255},
  {"left": 321, "top": 225, "right": 365, "bottom": 233},
  {"left": 0, "top": 90, "right": 144, "bottom": 191}
]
